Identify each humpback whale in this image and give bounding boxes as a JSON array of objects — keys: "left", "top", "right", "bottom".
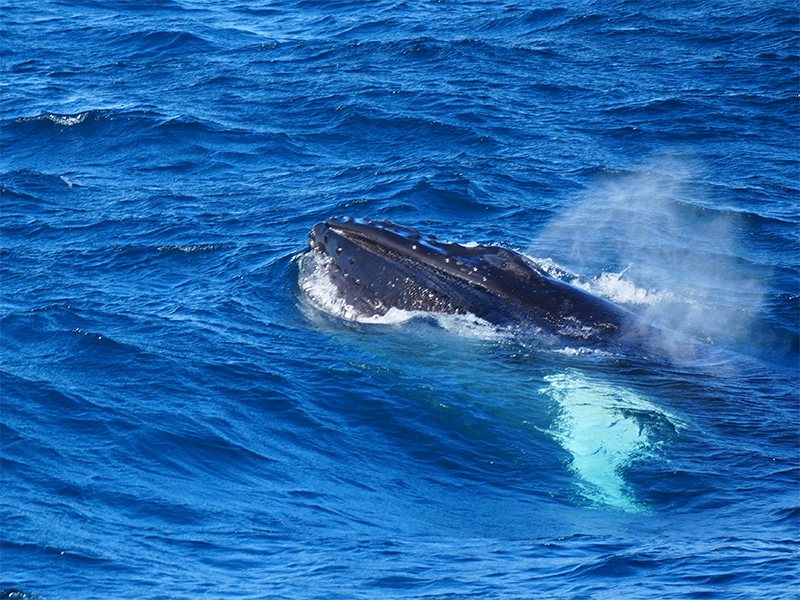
[{"left": 307, "top": 217, "right": 655, "bottom": 345}]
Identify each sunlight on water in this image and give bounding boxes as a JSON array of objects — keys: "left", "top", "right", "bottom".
[{"left": 542, "top": 372, "right": 684, "bottom": 512}]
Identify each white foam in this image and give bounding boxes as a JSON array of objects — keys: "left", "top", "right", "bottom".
[
  {"left": 47, "top": 112, "right": 88, "bottom": 126},
  {"left": 553, "top": 346, "right": 613, "bottom": 357},
  {"left": 428, "top": 311, "right": 506, "bottom": 340},
  {"left": 156, "top": 244, "right": 226, "bottom": 253},
  {"left": 525, "top": 256, "right": 578, "bottom": 280},
  {"left": 527, "top": 255, "right": 671, "bottom": 308},
  {"left": 573, "top": 270, "right": 673, "bottom": 307},
  {"left": 298, "top": 251, "right": 364, "bottom": 322}
]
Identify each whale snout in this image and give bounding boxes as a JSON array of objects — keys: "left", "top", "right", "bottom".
[
  {"left": 309, "top": 217, "right": 361, "bottom": 257},
  {"left": 309, "top": 222, "right": 330, "bottom": 254}
]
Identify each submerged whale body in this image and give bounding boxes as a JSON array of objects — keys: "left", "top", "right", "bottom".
[{"left": 308, "top": 217, "right": 654, "bottom": 345}]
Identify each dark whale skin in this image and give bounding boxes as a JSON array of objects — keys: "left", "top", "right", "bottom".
[{"left": 308, "top": 216, "right": 651, "bottom": 344}]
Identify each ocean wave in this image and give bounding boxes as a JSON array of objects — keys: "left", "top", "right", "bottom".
[
  {"left": 8, "top": 108, "right": 242, "bottom": 136},
  {"left": 12, "top": 109, "right": 109, "bottom": 129},
  {"left": 155, "top": 243, "right": 231, "bottom": 254},
  {"left": 109, "top": 30, "right": 216, "bottom": 58}
]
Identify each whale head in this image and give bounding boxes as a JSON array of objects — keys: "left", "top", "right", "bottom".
[
  {"left": 307, "top": 216, "right": 558, "bottom": 321},
  {"left": 305, "top": 217, "right": 657, "bottom": 344}
]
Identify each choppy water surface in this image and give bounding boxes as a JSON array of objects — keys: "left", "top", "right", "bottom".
[{"left": 2, "top": 1, "right": 798, "bottom": 598}]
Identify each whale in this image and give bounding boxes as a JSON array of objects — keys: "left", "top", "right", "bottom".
[{"left": 307, "top": 217, "right": 658, "bottom": 345}]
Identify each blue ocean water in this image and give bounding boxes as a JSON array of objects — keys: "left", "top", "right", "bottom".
[{"left": 2, "top": 0, "right": 798, "bottom": 598}]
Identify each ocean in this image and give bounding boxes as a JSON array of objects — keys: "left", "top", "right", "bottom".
[{"left": 1, "top": 1, "right": 798, "bottom": 598}]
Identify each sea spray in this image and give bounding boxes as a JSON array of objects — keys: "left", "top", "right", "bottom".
[{"left": 530, "top": 161, "right": 765, "bottom": 352}]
